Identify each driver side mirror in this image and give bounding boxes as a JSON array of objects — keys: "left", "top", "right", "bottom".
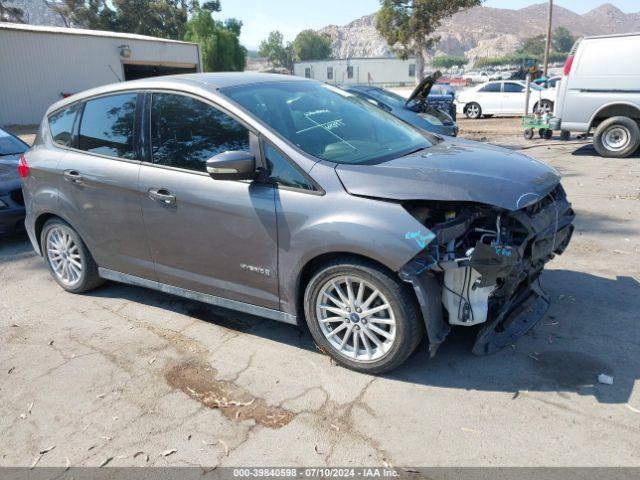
[{"left": 206, "top": 151, "right": 256, "bottom": 181}]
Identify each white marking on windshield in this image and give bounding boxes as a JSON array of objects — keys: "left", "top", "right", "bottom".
[{"left": 297, "top": 112, "right": 356, "bottom": 151}]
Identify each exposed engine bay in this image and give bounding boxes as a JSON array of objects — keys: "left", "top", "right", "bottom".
[{"left": 400, "top": 184, "right": 575, "bottom": 356}]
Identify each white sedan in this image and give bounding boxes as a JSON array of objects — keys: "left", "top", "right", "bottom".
[{"left": 456, "top": 80, "right": 557, "bottom": 119}]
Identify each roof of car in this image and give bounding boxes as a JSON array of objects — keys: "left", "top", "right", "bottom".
[{"left": 45, "top": 72, "right": 309, "bottom": 115}]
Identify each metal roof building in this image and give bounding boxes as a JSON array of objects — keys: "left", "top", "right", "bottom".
[
  {"left": 293, "top": 57, "right": 419, "bottom": 87},
  {"left": 0, "top": 23, "right": 202, "bottom": 125}
]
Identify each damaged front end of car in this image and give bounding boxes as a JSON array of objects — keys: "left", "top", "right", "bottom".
[{"left": 399, "top": 184, "right": 575, "bottom": 356}]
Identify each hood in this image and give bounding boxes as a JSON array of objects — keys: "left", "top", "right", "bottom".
[
  {"left": 0, "top": 156, "right": 21, "bottom": 194},
  {"left": 335, "top": 138, "right": 561, "bottom": 211},
  {"left": 405, "top": 71, "right": 442, "bottom": 107}
]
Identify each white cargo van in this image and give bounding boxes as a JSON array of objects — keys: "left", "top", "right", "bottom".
[{"left": 552, "top": 32, "right": 640, "bottom": 158}]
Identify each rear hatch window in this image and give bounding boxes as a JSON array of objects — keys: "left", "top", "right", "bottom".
[{"left": 0, "top": 129, "right": 28, "bottom": 156}]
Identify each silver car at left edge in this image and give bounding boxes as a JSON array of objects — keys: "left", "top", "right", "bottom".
[{"left": 21, "top": 73, "right": 575, "bottom": 374}]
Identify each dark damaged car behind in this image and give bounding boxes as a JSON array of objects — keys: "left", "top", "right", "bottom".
[{"left": 21, "top": 73, "right": 574, "bottom": 373}]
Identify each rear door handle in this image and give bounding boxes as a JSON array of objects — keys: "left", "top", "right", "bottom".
[
  {"left": 148, "top": 188, "right": 176, "bottom": 205},
  {"left": 63, "top": 170, "right": 83, "bottom": 184}
]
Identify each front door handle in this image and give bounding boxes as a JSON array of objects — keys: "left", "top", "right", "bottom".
[
  {"left": 63, "top": 170, "right": 83, "bottom": 184},
  {"left": 148, "top": 188, "right": 176, "bottom": 205}
]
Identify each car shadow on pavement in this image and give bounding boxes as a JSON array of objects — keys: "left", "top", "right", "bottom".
[
  {"left": 573, "top": 209, "right": 639, "bottom": 236},
  {"left": 391, "top": 269, "right": 640, "bottom": 405},
  {"left": 572, "top": 143, "right": 640, "bottom": 158},
  {"left": 88, "top": 283, "right": 319, "bottom": 351},
  {"left": 3, "top": 232, "right": 637, "bottom": 404},
  {"left": 0, "top": 231, "right": 34, "bottom": 261},
  {"left": 87, "top": 267, "right": 640, "bottom": 405}
]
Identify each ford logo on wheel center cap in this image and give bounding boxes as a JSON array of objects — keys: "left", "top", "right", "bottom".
[{"left": 349, "top": 312, "right": 361, "bottom": 323}]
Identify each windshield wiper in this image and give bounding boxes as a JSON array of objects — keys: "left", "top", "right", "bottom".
[{"left": 401, "top": 147, "right": 428, "bottom": 157}]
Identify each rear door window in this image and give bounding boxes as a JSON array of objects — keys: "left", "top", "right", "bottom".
[
  {"left": 480, "top": 82, "right": 501, "bottom": 93},
  {"left": 49, "top": 104, "right": 81, "bottom": 147},
  {"left": 78, "top": 93, "right": 137, "bottom": 159},
  {"left": 150, "top": 93, "right": 250, "bottom": 173},
  {"left": 504, "top": 82, "right": 525, "bottom": 93}
]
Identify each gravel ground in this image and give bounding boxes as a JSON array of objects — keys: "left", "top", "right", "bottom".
[{"left": 1, "top": 121, "right": 640, "bottom": 468}]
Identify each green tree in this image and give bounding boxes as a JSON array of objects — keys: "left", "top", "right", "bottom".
[
  {"left": 432, "top": 55, "right": 467, "bottom": 69},
  {"left": 45, "top": 0, "right": 195, "bottom": 39},
  {"left": 376, "top": 0, "right": 482, "bottom": 82},
  {"left": 259, "top": 31, "right": 294, "bottom": 71},
  {"left": 474, "top": 51, "right": 567, "bottom": 68},
  {"left": 0, "top": 1, "right": 25, "bottom": 22},
  {"left": 184, "top": 6, "right": 246, "bottom": 72},
  {"left": 292, "top": 29, "right": 332, "bottom": 61},
  {"left": 519, "top": 34, "right": 546, "bottom": 56},
  {"left": 110, "top": 0, "right": 196, "bottom": 39},
  {"left": 552, "top": 26, "right": 575, "bottom": 53}
]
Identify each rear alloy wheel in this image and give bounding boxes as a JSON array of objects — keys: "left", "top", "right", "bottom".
[
  {"left": 536, "top": 100, "right": 554, "bottom": 114},
  {"left": 304, "top": 259, "right": 423, "bottom": 374},
  {"left": 465, "top": 102, "right": 482, "bottom": 120},
  {"left": 594, "top": 116, "right": 640, "bottom": 158},
  {"left": 41, "top": 218, "right": 103, "bottom": 293}
]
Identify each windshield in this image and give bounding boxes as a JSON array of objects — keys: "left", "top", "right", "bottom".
[
  {"left": 222, "top": 81, "right": 432, "bottom": 165},
  {"left": 423, "top": 107, "right": 453, "bottom": 124},
  {"left": 366, "top": 88, "right": 407, "bottom": 108},
  {"left": 0, "top": 128, "right": 28, "bottom": 156}
]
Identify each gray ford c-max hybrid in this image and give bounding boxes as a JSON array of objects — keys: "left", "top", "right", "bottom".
[{"left": 21, "top": 73, "right": 574, "bottom": 373}]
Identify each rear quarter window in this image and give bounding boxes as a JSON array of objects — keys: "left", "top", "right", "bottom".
[{"left": 48, "top": 104, "right": 81, "bottom": 147}]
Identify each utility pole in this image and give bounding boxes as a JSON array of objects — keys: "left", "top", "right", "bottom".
[{"left": 543, "top": 0, "right": 554, "bottom": 77}]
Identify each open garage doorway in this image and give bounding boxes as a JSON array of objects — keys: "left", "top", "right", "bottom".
[{"left": 123, "top": 63, "right": 197, "bottom": 81}]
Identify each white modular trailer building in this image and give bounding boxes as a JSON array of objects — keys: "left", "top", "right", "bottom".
[
  {"left": 293, "top": 57, "right": 418, "bottom": 86},
  {"left": 0, "top": 23, "right": 202, "bottom": 125}
]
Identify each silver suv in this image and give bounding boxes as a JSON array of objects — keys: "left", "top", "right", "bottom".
[{"left": 21, "top": 73, "right": 575, "bottom": 373}]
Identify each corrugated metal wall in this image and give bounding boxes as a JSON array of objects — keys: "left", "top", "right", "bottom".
[
  {"left": 0, "top": 29, "right": 200, "bottom": 125},
  {"left": 293, "top": 58, "right": 420, "bottom": 86}
]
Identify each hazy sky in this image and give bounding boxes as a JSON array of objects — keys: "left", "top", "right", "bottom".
[{"left": 215, "top": 0, "right": 639, "bottom": 49}]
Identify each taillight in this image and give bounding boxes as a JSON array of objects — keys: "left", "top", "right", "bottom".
[
  {"left": 563, "top": 55, "right": 575, "bottom": 76},
  {"left": 18, "top": 154, "right": 29, "bottom": 178}
]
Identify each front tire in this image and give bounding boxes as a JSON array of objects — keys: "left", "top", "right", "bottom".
[
  {"left": 465, "top": 102, "right": 482, "bottom": 120},
  {"left": 303, "top": 258, "right": 423, "bottom": 374},
  {"left": 41, "top": 218, "right": 103, "bottom": 294},
  {"left": 593, "top": 116, "right": 640, "bottom": 158}
]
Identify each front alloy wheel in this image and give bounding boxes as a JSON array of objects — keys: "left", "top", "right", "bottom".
[
  {"left": 304, "top": 258, "right": 423, "bottom": 374},
  {"left": 465, "top": 103, "right": 481, "bottom": 120},
  {"left": 316, "top": 276, "right": 396, "bottom": 362}
]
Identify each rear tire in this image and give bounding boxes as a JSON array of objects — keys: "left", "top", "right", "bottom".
[
  {"left": 465, "top": 103, "right": 482, "bottom": 120},
  {"left": 303, "top": 258, "right": 423, "bottom": 374},
  {"left": 41, "top": 218, "right": 103, "bottom": 294},
  {"left": 535, "top": 100, "right": 554, "bottom": 114},
  {"left": 593, "top": 116, "right": 640, "bottom": 158}
]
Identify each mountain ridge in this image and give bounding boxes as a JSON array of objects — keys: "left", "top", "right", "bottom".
[{"left": 318, "top": 3, "right": 640, "bottom": 62}]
